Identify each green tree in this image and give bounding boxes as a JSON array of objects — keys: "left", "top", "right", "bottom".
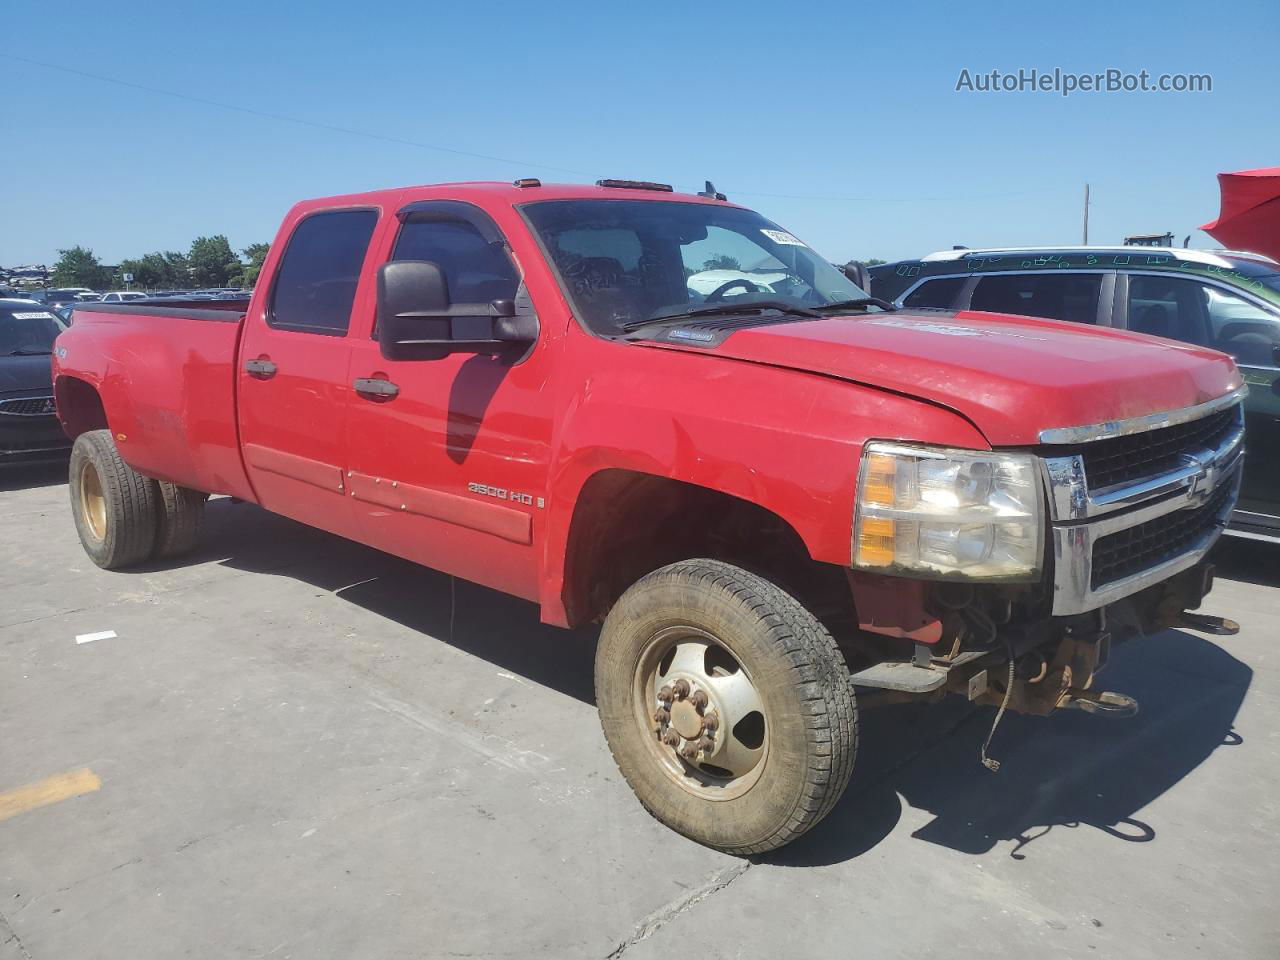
[
  {"left": 236, "top": 242, "right": 270, "bottom": 287},
  {"left": 163, "top": 251, "right": 191, "bottom": 287},
  {"left": 51, "top": 246, "right": 110, "bottom": 289},
  {"left": 118, "top": 251, "right": 191, "bottom": 289},
  {"left": 864, "top": 258, "right": 887, "bottom": 266},
  {"left": 188, "top": 235, "right": 240, "bottom": 287},
  {"left": 702, "top": 254, "right": 742, "bottom": 271}
]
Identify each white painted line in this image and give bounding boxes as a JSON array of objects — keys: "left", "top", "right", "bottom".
[{"left": 75, "top": 630, "right": 117, "bottom": 645}]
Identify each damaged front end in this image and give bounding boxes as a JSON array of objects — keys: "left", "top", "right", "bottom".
[{"left": 843, "top": 391, "right": 1246, "bottom": 753}]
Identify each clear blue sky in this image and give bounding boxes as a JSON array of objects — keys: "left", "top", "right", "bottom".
[{"left": 3, "top": 0, "right": 1277, "bottom": 267}]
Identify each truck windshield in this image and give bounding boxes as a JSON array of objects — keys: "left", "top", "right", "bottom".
[
  {"left": 523, "top": 199, "right": 871, "bottom": 335},
  {"left": 0, "top": 307, "right": 64, "bottom": 355}
]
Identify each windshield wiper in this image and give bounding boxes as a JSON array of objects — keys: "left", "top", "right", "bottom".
[
  {"left": 621, "top": 300, "right": 820, "bottom": 333},
  {"left": 811, "top": 297, "right": 897, "bottom": 313},
  {"left": 5, "top": 348, "right": 53, "bottom": 356}
]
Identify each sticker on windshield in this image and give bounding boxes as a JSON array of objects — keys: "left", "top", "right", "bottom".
[
  {"left": 761, "top": 229, "right": 805, "bottom": 246},
  {"left": 11, "top": 312, "right": 56, "bottom": 320}
]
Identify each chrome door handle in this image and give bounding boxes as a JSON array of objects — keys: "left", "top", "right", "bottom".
[
  {"left": 244, "top": 358, "right": 277, "bottom": 379},
  {"left": 353, "top": 377, "right": 399, "bottom": 399}
]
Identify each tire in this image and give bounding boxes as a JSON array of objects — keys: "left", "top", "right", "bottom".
[
  {"left": 154, "top": 481, "right": 207, "bottom": 560},
  {"left": 68, "top": 429, "right": 158, "bottom": 570},
  {"left": 595, "top": 559, "right": 857, "bottom": 854}
]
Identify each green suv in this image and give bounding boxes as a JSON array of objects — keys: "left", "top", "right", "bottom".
[{"left": 867, "top": 247, "right": 1280, "bottom": 539}]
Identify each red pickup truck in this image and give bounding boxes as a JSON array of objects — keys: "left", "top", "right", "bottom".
[{"left": 52, "top": 179, "right": 1244, "bottom": 853}]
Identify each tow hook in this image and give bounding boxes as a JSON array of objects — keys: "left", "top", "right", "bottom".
[
  {"left": 1176, "top": 612, "right": 1240, "bottom": 636},
  {"left": 1062, "top": 689, "right": 1139, "bottom": 718}
]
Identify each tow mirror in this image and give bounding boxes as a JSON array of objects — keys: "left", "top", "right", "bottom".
[
  {"left": 841, "top": 260, "right": 870, "bottom": 291},
  {"left": 375, "top": 260, "right": 536, "bottom": 361}
]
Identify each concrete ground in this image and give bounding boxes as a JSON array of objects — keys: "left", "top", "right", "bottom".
[{"left": 1, "top": 461, "right": 1277, "bottom": 960}]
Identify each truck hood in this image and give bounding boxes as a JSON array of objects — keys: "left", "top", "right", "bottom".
[{"left": 647, "top": 310, "right": 1243, "bottom": 446}]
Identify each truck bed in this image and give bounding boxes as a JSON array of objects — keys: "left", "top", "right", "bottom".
[{"left": 55, "top": 300, "right": 257, "bottom": 500}]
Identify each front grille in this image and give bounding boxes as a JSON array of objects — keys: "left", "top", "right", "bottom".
[
  {"left": 0, "top": 396, "right": 56, "bottom": 417},
  {"left": 1070, "top": 406, "right": 1239, "bottom": 492},
  {"left": 1090, "top": 479, "right": 1233, "bottom": 589}
]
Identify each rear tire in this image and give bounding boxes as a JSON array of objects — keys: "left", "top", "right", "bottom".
[
  {"left": 595, "top": 559, "right": 857, "bottom": 854},
  {"left": 69, "top": 430, "right": 158, "bottom": 570},
  {"left": 154, "top": 481, "right": 207, "bottom": 559}
]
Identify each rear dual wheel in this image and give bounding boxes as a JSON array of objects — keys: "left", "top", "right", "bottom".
[
  {"left": 596, "top": 559, "right": 857, "bottom": 854},
  {"left": 69, "top": 430, "right": 206, "bottom": 569}
]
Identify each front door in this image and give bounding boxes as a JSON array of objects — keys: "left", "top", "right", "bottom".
[
  {"left": 344, "top": 201, "right": 556, "bottom": 601},
  {"left": 237, "top": 207, "right": 380, "bottom": 541}
]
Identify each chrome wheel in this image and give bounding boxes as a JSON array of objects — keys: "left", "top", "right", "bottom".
[
  {"left": 634, "top": 625, "right": 768, "bottom": 801},
  {"left": 78, "top": 459, "right": 107, "bottom": 542}
]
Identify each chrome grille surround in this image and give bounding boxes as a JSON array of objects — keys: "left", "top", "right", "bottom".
[{"left": 1040, "top": 389, "right": 1246, "bottom": 616}]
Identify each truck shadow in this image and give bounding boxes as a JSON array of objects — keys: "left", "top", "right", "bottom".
[
  {"left": 192, "top": 498, "right": 1251, "bottom": 867},
  {"left": 768, "top": 628, "right": 1251, "bottom": 866},
  {"left": 194, "top": 498, "right": 599, "bottom": 705}
]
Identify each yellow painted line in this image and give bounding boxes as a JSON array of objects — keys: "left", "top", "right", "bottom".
[{"left": 0, "top": 768, "right": 100, "bottom": 823}]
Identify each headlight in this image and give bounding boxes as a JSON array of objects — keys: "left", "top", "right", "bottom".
[{"left": 853, "top": 442, "right": 1043, "bottom": 580}]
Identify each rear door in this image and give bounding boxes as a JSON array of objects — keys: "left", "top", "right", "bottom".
[{"left": 237, "top": 207, "right": 380, "bottom": 540}]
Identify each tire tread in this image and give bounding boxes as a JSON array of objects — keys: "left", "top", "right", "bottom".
[{"left": 598, "top": 558, "right": 857, "bottom": 855}]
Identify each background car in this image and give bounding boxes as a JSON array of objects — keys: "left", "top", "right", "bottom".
[
  {"left": 99, "top": 291, "right": 148, "bottom": 303},
  {"left": 866, "top": 246, "right": 1280, "bottom": 539},
  {"left": 31, "top": 288, "right": 95, "bottom": 309},
  {"left": 0, "top": 299, "right": 71, "bottom": 466}
]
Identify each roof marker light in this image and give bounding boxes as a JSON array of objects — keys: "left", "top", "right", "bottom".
[{"left": 596, "top": 179, "right": 674, "bottom": 192}]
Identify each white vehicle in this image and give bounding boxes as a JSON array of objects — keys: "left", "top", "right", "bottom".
[
  {"left": 99, "top": 291, "right": 148, "bottom": 303},
  {"left": 686, "top": 268, "right": 791, "bottom": 298}
]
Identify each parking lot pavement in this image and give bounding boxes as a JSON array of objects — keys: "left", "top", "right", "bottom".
[{"left": 1, "top": 466, "right": 1277, "bottom": 960}]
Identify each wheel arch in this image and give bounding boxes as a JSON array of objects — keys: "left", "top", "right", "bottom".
[
  {"left": 553, "top": 468, "right": 854, "bottom": 629},
  {"left": 54, "top": 375, "right": 109, "bottom": 439}
]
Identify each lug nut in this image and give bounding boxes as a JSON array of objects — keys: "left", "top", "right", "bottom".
[
  {"left": 672, "top": 679, "right": 691, "bottom": 700},
  {"left": 662, "top": 730, "right": 681, "bottom": 748},
  {"left": 680, "top": 742, "right": 700, "bottom": 762},
  {"left": 689, "top": 689, "right": 708, "bottom": 711},
  {"left": 653, "top": 707, "right": 670, "bottom": 725},
  {"left": 657, "top": 685, "right": 674, "bottom": 705},
  {"left": 702, "top": 710, "right": 719, "bottom": 732},
  {"left": 697, "top": 737, "right": 714, "bottom": 754}
]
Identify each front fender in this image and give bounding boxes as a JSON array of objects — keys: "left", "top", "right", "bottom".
[{"left": 537, "top": 343, "right": 988, "bottom": 624}]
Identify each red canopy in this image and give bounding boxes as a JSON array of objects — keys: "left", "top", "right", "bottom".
[{"left": 1200, "top": 167, "right": 1280, "bottom": 260}]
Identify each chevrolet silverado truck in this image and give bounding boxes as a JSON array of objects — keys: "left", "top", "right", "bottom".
[{"left": 52, "top": 179, "right": 1245, "bottom": 854}]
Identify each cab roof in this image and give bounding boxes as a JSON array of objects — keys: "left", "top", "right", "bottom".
[{"left": 297, "top": 180, "right": 742, "bottom": 212}]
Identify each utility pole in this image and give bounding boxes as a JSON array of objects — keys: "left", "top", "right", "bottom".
[{"left": 1082, "top": 183, "right": 1090, "bottom": 245}]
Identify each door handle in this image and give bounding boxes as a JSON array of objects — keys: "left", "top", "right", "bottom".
[
  {"left": 354, "top": 377, "right": 400, "bottom": 399},
  {"left": 244, "top": 358, "right": 278, "bottom": 379}
]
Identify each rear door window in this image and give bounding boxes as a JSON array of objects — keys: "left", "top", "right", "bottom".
[
  {"left": 971, "top": 273, "right": 1102, "bottom": 325},
  {"left": 901, "top": 276, "right": 965, "bottom": 309},
  {"left": 269, "top": 209, "right": 378, "bottom": 335}
]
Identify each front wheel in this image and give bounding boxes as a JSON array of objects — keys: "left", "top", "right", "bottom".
[{"left": 595, "top": 559, "right": 857, "bottom": 854}]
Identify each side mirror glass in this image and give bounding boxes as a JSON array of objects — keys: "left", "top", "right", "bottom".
[{"left": 376, "top": 261, "right": 535, "bottom": 361}]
